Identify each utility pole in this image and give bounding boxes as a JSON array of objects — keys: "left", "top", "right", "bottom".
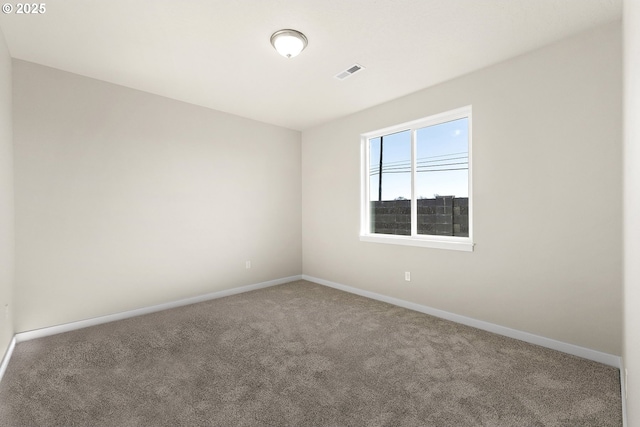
[{"left": 378, "top": 136, "right": 383, "bottom": 201}]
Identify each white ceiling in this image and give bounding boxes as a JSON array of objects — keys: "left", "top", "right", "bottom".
[{"left": 0, "top": 0, "right": 622, "bottom": 131}]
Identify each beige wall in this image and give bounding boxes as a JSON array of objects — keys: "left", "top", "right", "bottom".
[
  {"left": 302, "top": 23, "right": 622, "bottom": 355},
  {"left": 0, "top": 28, "right": 14, "bottom": 356},
  {"left": 624, "top": 0, "right": 639, "bottom": 422},
  {"left": 13, "top": 60, "right": 302, "bottom": 332}
]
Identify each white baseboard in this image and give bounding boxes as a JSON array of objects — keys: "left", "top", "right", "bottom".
[
  {"left": 7, "top": 273, "right": 623, "bottom": 369},
  {"left": 0, "top": 336, "right": 16, "bottom": 384},
  {"left": 302, "top": 274, "right": 623, "bottom": 369},
  {"left": 15, "top": 275, "right": 302, "bottom": 343}
]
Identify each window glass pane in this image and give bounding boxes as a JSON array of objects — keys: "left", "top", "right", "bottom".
[
  {"left": 369, "top": 130, "right": 411, "bottom": 235},
  {"left": 416, "top": 118, "right": 469, "bottom": 237}
]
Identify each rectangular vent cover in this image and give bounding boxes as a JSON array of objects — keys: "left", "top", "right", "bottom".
[{"left": 335, "top": 63, "right": 365, "bottom": 80}]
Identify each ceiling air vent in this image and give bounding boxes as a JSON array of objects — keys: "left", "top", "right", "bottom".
[{"left": 334, "top": 63, "right": 365, "bottom": 80}]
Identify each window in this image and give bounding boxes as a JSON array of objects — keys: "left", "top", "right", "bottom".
[{"left": 360, "top": 106, "right": 473, "bottom": 251}]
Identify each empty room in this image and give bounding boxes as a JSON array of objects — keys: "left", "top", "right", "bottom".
[{"left": 1, "top": 1, "right": 639, "bottom": 426}]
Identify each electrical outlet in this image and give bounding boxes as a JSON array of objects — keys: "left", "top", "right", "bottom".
[
  {"left": 404, "top": 272, "right": 411, "bottom": 281},
  {"left": 245, "top": 261, "right": 251, "bottom": 269}
]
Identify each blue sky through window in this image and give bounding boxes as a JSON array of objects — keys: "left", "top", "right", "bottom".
[{"left": 369, "top": 118, "right": 468, "bottom": 201}]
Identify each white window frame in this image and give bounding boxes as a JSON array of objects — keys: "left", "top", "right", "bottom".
[{"left": 360, "top": 105, "right": 474, "bottom": 252}]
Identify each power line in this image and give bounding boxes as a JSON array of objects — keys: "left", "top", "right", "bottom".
[
  {"left": 371, "top": 157, "right": 467, "bottom": 172},
  {"left": 372, "top": 152, "right": 468, "bottom": 167},
  {"left": 418, "top": 156, "right": 467, "bottom": 164},
  {"left": 417, "top": 167, "right": 468, "bottom": 173},
  {"left": 372, "top": 161, "right": 468, "bottom": 173},
  {"left": 371, "top": 162, "right": 468, "bottom": 175},
  {"left": 371, "top": 167, "right": 468, "bottom": 175}
]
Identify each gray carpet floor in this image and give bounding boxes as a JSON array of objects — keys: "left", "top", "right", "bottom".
[{"left": 0, "top": 280, "right": 623, "bottom": 426}]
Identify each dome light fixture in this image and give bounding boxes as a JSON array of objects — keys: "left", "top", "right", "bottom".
[{"left": 270, "top": 29, "right": 308, "bottom": 59}]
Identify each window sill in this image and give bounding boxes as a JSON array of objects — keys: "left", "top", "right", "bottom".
[{"left": 359, "top": 234, "right": 474, "bottom": 252}]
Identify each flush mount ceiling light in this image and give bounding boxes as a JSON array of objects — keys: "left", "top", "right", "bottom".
[{"left": 270, "top": 29, "right": 308, "bottom": 59}]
